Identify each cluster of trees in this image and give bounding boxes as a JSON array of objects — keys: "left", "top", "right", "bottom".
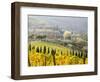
[
  {"left": 28, "top": 34, "right": 47, "bottom": 41},
  {"left": 36, "top": 35, "right": 47, "bottom": 40},
  {"left": 28, "top": 43, "right": 88, "bottom": 66}
]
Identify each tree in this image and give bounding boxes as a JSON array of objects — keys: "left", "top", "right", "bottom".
[
  {"left": 83, "top": 51, "right": 87, "bottom": 64},
  {"left": 75, "top": 51, "right": 77, "bottom": 56},
  {"left": 80, "top": 51, "right": 83, "bottom": 58},
  {"left": 43, "top": 46, "right": 46, "bottom": 66},
  {"left": 40, "top": 46, "right": 42, "bottom": 53},
  {"left": 28, "top": 55, "right": 31, "bottom": 66},
  {"left": 48, "top": 47, "right": 50, "bottom": 54},
  {"left": 28, "top": 34, "right": 34, "bottom": 40},
  {"left": 85, "top": 53, "right": 88, "bottom": 58},
  {"left": 85, "top": 50, "right": 88, "bottom": 58},
  {"left": 61, "top": 51, "right": 62, "bottom": 55},
  {"left": 36, "top": 47, "right": 39, "bottom": 53},
  {"left": 43, "top": 46, "right": 46, "bottom": 54},
  {"left": 72, "top": 50, "right": 74, "bottom": 56},
  {"left": 36, "top": 35, "right": 43, "bottom": 40},
  {"left": 51, "top": 49, "right": 56, "bottom": 65},
  {"left": 70, "top": 50, "right": 72, "bottom": 56},
  {"left": 36, "top": 35, "right": 47, "bottom": 40},
  {"left": 42, "top": 35, "right": 47, "bottom": 39},
  {"left": 29, "top": 44, "right": 31, "bottom": 51},
  {"left": 32, "top": 46, "right": 35, "bottom": 50},
  {"left": 77, "top": 51, "right": 79, "bottom": 57}
]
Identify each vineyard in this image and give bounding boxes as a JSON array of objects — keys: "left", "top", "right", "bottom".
[{"left": 28, "top": 41, "right": 88, "bottom": 66}]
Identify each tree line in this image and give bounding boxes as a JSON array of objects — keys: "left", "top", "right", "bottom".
[{"left": 28, "top": 43, "right": 88, "bottom": 65}]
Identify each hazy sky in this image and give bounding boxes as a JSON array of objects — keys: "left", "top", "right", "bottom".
[{"left": 28, "top": 15, "right": 88, "bottom": 33}]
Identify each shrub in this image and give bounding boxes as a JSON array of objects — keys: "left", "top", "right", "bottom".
[{"left": 32, "top": 46, "right": 35, "bottom": 50}]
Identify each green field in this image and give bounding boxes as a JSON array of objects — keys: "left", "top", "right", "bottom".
[{"left": 28, "top": 41, "right": 88, "bottom": 66}]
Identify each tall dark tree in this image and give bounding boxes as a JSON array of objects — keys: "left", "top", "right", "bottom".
[
  {"left": 70, "top": 50, "right": 72, "bottom": 56},
  {"left": 77, "top": 51, "right": 79, "bottom": 57},
  {"left": 48, "top": 47, "right": 50, "bottom": 54},
  {"left": 83, "top": 57, "right": 86, "bottom": 64},
  {"left": 83, "top": 51, "right": 87, "bottom": 64},
  {"left": 85, "top": 53, "right": 88, "bottom": 58},
  {"left": 36, "top": 47, "right": 39, "bottom": 53},
  {"left": 43, "top": 46, "right": 46, "bottom": 66},
  {"left": 51, "top": 49, "right": 56, "bottom": 65},
  {"left": 72, "top": 49, "right": 74, "bottom": 56},
  {"left": 80, "top": 51, "right": 83, "bottom": 58},
  {"left": 78, "top": 52, "right": 81, "bottom": 58},
  {"left": 43, "top": 46, "right": 46, "bottom": 54},
  {"left": 40, "top": 46, "right": 42, "bottom": 53},
  {"left": 61, "top": 51, "right": 62, "bottom": 55},
  {"left": 28, "top": 55, "right": 31, "bottom": 66},
  {"left": 29, "top": 44, "right": 31, "bottom": 51},
  {"left": 75, "top": 51, "right": 77, "bottom": 56},
  {"left": 85, "top": 50, "right": 88, "bottom": 58}
]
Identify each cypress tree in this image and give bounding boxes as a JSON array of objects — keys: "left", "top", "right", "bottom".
[
  {"left": 77, "top": 51, "right": 80, "bottom": 58},
  {"left": 48, "top": 47, "right": 50, "bottom": 54},
  {"left": 28, "top": 56, "right": 31, "bottom": 66},
  {"left": 70, "top": 50, "right": 72, "bottom": 56},
  {"left": 61, "top": 51, "right": 62, "bottom": 55},
  {"left": 85, "top": 50, "right": 88, "bottom": 58},
  {"left": 43, "top": 46, "right": 46, "bottom": 54},
  {"left": 80, "top": 51, "right": 83, "bottom": 58},
  {"left": 75, "top": 51, "right": 77, "bottom": 56},
  {"left": 78, "top": 52, "right": 80, "bottom": 58},
  {"left": 40, "top": 46, "right": 42, "bottom": 53},
  {"left": 29, "top": 44, "right": 31, "bottom": 51},
  {"left": 86, "top": 53, "right": 88, "bottom": 58},
  {"left": 43, "top": 46, "right": 46, "bottom": 66},
  {"left": 83, "top": 51, "right": 87, "bottom": 64},
  {"left": 72, "top": 49, "right": 74, "bottom": 56},
  {"left": 51, "top": 49, "right": 56, "bottom": 65},
  {"left": 36, "top": 47, "right": 39, "bottom": 53}
]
